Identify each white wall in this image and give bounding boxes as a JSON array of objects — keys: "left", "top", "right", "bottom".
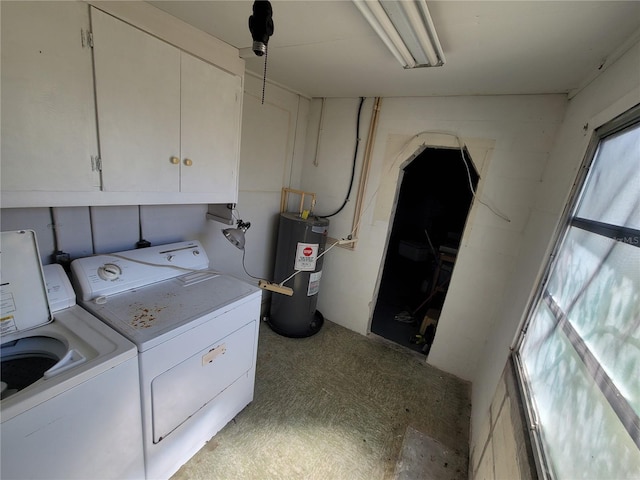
[
  {"left": 0, "top": 204, "right": 209, "bottom": 264},
  {"left": 202, "top": 74, "right": 310, "bottom": 300},
  {"left": 299, "top": 95, "right": 567, "bottom": 383},
  {"left": 470, "top": 39, "right": 640, "bottom": 461}
]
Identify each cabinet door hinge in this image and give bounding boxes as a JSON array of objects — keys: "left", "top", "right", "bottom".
[
  {"left": 91, "top": 155, "right": 102, "bottom": 172},
  {"left": 81, "top": 29, "right": 94, "bottom": 48}
]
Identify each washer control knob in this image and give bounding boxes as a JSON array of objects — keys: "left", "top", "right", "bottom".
[
  {"left": 193, "top": 250, "right": 200, "bottom": 256},
  {"left": 167, "top": 255, "right": 174, "bottom": 262},
  {"left": 97, "top": 263, "right": 122, "bottom": 281}
]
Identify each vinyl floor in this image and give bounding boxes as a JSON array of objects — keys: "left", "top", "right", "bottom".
[{"left": 172, "top": 318, "right": 471, "bottom": 480}]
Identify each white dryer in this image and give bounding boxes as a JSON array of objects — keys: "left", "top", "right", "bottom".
[
  {"left": 71, "top": 240, "right": 262, "bottom": 480},
  {"left": 0, "top": 230, "right": 145, "bottom": 480}
]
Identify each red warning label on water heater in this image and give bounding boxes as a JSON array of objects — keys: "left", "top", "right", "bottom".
[{"left": 295, "top": 242, "right": 319, "bottom": 271}]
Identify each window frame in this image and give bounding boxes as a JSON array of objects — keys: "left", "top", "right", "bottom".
[{"left": 512, "top": 103, "right": 640, "bottom": 480}]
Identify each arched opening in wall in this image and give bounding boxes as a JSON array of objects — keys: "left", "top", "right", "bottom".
[{"left": 370, "top": 146, "right": 479, "bottom": 355}]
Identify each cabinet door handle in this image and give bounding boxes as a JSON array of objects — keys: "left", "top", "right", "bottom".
[
  {"left": 170, "top": 156, "right": 180, "bottom": 165},
  {"left": 183, "top": 158, "right": 193, "bottom": 167}
]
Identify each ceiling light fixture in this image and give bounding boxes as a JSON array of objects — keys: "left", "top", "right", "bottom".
[{"left": 353, "top": 0, "right": 445, "bottom": 69}]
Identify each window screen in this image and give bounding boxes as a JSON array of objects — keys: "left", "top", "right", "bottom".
[{"left": 515, "top": 107, "right": 640, "bottom": 479}]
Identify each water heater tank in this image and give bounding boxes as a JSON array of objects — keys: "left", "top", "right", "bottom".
[{"left": 268, "top": 213, "right": 329, "bottom": 337}]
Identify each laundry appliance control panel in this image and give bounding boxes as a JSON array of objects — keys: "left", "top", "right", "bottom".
[{"left": 71, "top": 241, "right": 210, "bottom": 301}]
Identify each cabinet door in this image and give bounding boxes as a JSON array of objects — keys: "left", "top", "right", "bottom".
[
  {"left": 1, "top": 1, "right": 100, "bottom": 193},
  {"left": 91, "top": 7, "right": 181, "bottom": 192},
  {"left": 180, "top": 52, "right": 241, "bottom": 197}
]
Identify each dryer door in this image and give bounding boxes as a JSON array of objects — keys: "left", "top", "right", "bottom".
[{"left": 150, "top": 320, "right": 256, "bottom": 443}]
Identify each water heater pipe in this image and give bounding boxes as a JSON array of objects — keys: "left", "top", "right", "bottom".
[{"left": 349, "top": 97, "right": 382, "bottom": 245}]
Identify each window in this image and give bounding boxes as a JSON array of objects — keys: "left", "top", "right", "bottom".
[{"left": 514, "top": 106, "right": 640, "bottom": 479}]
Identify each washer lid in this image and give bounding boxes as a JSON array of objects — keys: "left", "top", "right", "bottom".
[{"left": 1, "top": 230, "right": 52, "bottom": 338}]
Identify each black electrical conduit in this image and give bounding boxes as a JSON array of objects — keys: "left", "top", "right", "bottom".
[{"left": 318, "top": 97, "right": 366, "bottom": 218}]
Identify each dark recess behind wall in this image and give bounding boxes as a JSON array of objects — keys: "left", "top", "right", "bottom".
[
  {"left": 394, "top": 147, "right": 478, "bottom": 250},
  {"left": 372, "top": 147, "right": 479, "bottom": 354}
]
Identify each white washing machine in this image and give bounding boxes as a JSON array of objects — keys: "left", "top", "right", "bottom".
[
  {"left": 71, "top": 240, "right": 262, "bottom": 480},
  {"left": 0, "top": 230, "right": 145, "bottom": 480}
]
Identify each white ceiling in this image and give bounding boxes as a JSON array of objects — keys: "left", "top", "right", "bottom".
[{"left": 149, "top": 1, "right": 640, "bottom": 98}]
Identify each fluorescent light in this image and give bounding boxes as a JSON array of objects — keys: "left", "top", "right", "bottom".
[{"left": 353, "top": 0, "right": 445, "bottom": 69}]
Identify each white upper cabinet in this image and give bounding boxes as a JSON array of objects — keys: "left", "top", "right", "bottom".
[
  {"left": 180, "top": 52, "right": 241, "bottom": 195},
  {"left": 92, "top": 8, "right": 181, "bottom": 193},
  {"left": 1, "top": 1, "right": 100, "bottom": 196},
  {"left": 1, "top": 2, "right": 243, "bottom": 208},
  {"left": 92, "top": 8, "right": 241, "bottom": 199}
]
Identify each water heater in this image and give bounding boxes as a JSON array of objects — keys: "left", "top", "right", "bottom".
[{"left": 268, "top": 213, "right": 329, "bottom": 337}]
